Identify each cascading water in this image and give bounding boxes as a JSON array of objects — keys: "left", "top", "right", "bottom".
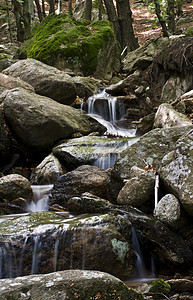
[
  {"left": 27, "top": 184, "right": 53, "bottom": 212},
  {"left": 82, "top": 89, "right": 136, "bottom": 137}
]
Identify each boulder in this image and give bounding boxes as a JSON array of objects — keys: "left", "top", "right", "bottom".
[
  {"left": 2, "top": 58, "right": 77, "bottom": 105},
  {"left": 160, "top": 134, "right": 193, "bottom": 216},
  {"left": 66, "top": 192, "right": 112, "bottom": 213},
  {"left": 30, "top": 154, "right": 67, "bottom": 185},
  {"left": 52, "top": 136, "right": 136, "bottom": 170},
  {"left": 0, "top": 174, "right": 33, "bottom": 202},
  {"left": 0, "top": 87, "right": 105, "bottom": 154},
  {"left": 50, "top": 165, "right": 110, "bottom": 206},
  {"left": 122, "top": 37, "right": 171, "bottom": 74},
  {"left": 17, "top": 15, "right": 121, "bottom": 80},
  {"left": 0, "top": 270, "right": 142, "bottom": 300},
  {"left": 153, "top": 194, "right": 181, "bottom": 225},
  {"left": 153, "top": 103, "right": 192, "bottom": 128},
  {"left": 72, "top": 76, "right": 104, "bottom": 99},
  {"left": 0, "top": 211, "right": 135, "bottom": 279},
  {"left": 117, "top": 169, "right": 155, "bottom": 208},
  {"left": 173, "top": 89, "right": 193, "bottom": 114},
  {"left": 0, "top": 73, "right": 35, "bottom": 92},
  {"left": 161, "top": 75, "right": 193, "bottom": 104},
  {"left": 108, "top": 125, "right": 193, "bottom": 201}
]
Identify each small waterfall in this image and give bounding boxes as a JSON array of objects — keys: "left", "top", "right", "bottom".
[
  {"left": 27, "top": 184, "right": 53, "bottom": 212},
  {"left": 83, "top": 89, "right": 136, "bottom": 137},
  {"left": 130, "top": 226, "right": 156, "bottom": 280}
]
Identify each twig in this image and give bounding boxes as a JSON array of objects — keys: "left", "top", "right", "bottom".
[{"left": 143, "top": 292, "right": 170, "bottom": 299}]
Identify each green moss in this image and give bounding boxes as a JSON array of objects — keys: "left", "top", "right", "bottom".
[
  {"left": 19, "top": 14, "right": 115, "bottom": 75},
  {"left": 149, "top": 279, "right": 171, "bottom": 299},
  {"left": 185, "top": 26, "right": 193, "bottom": 36},
  {"left": 0, "top": 53, "right": 9, "bottom": 60}
]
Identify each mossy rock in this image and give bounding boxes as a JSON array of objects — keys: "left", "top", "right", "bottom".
[
  {"left": 149, "top": 279, "right": 171, "bottom": 299},
  {"left": 19, "top": 14, "right": 120, "bottom": 78}
]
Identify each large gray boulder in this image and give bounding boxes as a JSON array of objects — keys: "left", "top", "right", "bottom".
[
  {"left": 2, "top": 59, "right": 77, "bottom": 105},
  {"left": 0, "top": 270, "right": 142, "bottom": 300},
  {"left": 0, "top": 88, "right": 105, "bottom": 153},
  {"left": 153, "top": 103, "right": 192, "bottom": 128},
  {"left": 108, "top": 125, "right": 193, "bottom": 201},
  {"left": 0, "top": 211, "right": 135, "bottom": 279},
  {"left": 50, "top": 165, "right": 110, "bottom": 206},
  {"left": 160, "top": 134, "right": 193, "bottom": 216}
]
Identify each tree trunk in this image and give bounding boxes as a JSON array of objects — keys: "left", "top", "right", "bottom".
[
  {"left": 34, "top": 0, "right": 43, "bottom": 21},
  {"left": 98, "top": 0, "right": 103, "bottom": 20},
  {"left": 5, "top": 0, "right": 13, "bottom": 42},
  {"left": 167, "top": 0, "right": 176, "bottom": 33},
  {"left": 103, "top": 0, "right": 122, "bottom": 47},
  {"left": 85, "top": 0, "right": 92, "bottom": 20},
  {"left": 154, "top": 0, "right": 169, "bottom": 37},
  {"left": 116, "top": 0, "right": 139, "bottom": 51},
  {"left": 68, "top": 0, "right": 72, "bottom": 15},
  {"left": 49, "top": 0, "right": 55, "bottom": 14},
  {"left": 176, "top": 0, "right": 183, "bottom": 17},
  {"left": 11, "top": 0, "right": 24, "bottom": 42},
  {"left": 23, "top": 0, "right": 31, "bottom": 39},
  {"left": 42, "top": 0, "right": 46, "bottom": 17}
]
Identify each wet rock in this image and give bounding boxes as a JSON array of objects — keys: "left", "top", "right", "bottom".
[
  {"left": 160, "top": 134, "right": 193, "bottom": 216},
  {"left": 108, "top": 125, "right": 193, "bottom": 201},
  {"left": 0, "top": 174, "right": 33, "bottom": 202},
  {"left": 0, "top": 87, "right": 105, "bottom": 154},
  {"left": 50, "top": 165, "right": 110, "bottom": 206},
  {"left": 2, "top": 58, "right": 77, "bottom": 105},
  {"left": 67, "top": 192, "right": 112, "bottom": 213},
  {"left": 72, "top": 76, "right": 104, "bottom": 99},
  {"left": 0, "top": 270, "right": 142, "bottom": 300},
  {"left": 117, "top": 169, "right": 155, "bottom": 208},
  {"left": 153, "top": 103, "right": 192, "bottom": 128},
  {"left": 0, "top": 73, "right": 35, "bottom": 92},
  {"left": 30, "top": 154, "right": 66, "bottom": 185},
  {"left": 173, "top": 89, "right": 193, "bottom": 114},
  {"left": 136, "top": 113, "right": 155, "bottom": 135},
  {"left": 52, "top": 136, "right": 136, "bottom": 170},
  {"left": 153, "top": 194, "right": 181, "bottom": 225},
  {"left": 0, "top": 211, "right": 135, "bottom": 279},
  {"left": 0, "top": 104, "right": 12, "bottom": 169}
]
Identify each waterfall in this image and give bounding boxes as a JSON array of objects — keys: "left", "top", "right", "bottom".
[
  {"left": 130, "top": 226, "right": 156, "bottom": 280},
  {"left": 82, "top": 89, "right": 136, "bottom": 137},
  {"left": 27, "top": 184, "right": 53, "bottom": 212}
]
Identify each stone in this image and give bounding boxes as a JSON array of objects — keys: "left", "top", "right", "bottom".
[
  {"left": 161, "top": 75, "right": 193, "bottom": 104},
  {"left": 108, "top": 125, "right": 193, "bottom": 201},
  {"left": 160, "top": 134, "right": 193, "bottom": 216},
  {"left": 153, "top": 194, "right": 181, "bottom": 224},
  {"left": 136, "top": 113, "right": 155, "bottom": 135},
  {"left": 0, "top": 270, "right": 142, "bottom": 300},
  {"left": 0, "top": 211, "right": 135, "bottom": 279},
  {"left": 0, "top": 174, "right": 33, "bottom": 202},
  {"left": 30, "top": 154, "right": 66, "bottom": 185},
  {"left": 2, "top": 58, "right": 77, "bottom": 105},
  {"left": 0, "top": 87, "right": 105, "bottom": 154},
  {"left": 117, "top": 169, "right": 155, "bottom": 208},
  {"left": 50, "top": 165, "right": 110, "bottom": 206},
  {"left": 153, "top": 103, "right": 192, "bottom": 128},
  {"left": 122, "top": 37, "right": 171, "bottom": 74},
  {"left": 0, "top": 73, "right": 35, "bottom": 92},
  {"left": 0, "top": 104, "right": 11, "bottom": 169}
]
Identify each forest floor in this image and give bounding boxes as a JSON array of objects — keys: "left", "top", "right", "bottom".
[{"left": 0, "top": 1, "right": 193, "bottom": 48}]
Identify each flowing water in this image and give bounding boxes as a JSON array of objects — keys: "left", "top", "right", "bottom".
[
  {"left": 82, "top": 89, "right": 136, "bottom": 137},
  {"left": 27, "top": 184, "right": 54, "bottom": 212}
]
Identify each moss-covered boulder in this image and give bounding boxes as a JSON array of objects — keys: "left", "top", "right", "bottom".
[
  {"left": 19, "top": 15, "right": 121, "bottom": 80},
  {"left": 0, "top": 211, "right": 135, "bottom": 279},
  {"left": 0, "top": 270, "right": 144, "bottom": 300}
]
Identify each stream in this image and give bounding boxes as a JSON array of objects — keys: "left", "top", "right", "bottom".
[{"left": 0, "top": 89, "right": 156, "bottom": 282}]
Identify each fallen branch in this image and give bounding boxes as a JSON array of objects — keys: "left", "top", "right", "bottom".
[{"left": 143, "top": 292, "right": 170, "bottom": 299}]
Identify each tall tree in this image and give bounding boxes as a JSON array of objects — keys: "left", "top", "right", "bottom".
[{"left": 85, "top": 0, "right": 92, "bottom": 20}]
